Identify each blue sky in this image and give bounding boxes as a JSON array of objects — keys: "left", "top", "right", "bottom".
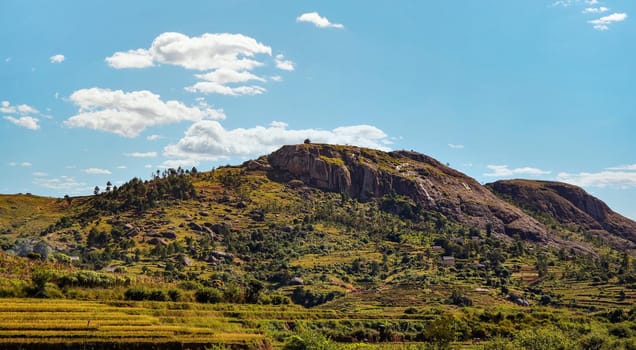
[{"left": 1, "top": 0, "right": 635, "bottom": 219}]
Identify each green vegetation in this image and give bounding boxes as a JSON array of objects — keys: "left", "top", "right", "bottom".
[{"left": 0, "top": 147, "right": 635, "bottom": 349}]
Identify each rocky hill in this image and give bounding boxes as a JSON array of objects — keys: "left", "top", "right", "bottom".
[{"left": 487, "top": 179, "right": 636, "bottom": 251}]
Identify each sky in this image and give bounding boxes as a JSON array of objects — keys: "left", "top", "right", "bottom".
[{"left": 1, "top": 0, "right": 635, "bottom": 219}]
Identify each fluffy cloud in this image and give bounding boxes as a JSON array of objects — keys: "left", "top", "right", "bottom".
[
  {"left": 33, "top": 175, "right": 88, "bottom": 194},
  {"left": 21, "top": 162, "right": 32, "bottom": 167},
  {"left": 32, "top": 172, "right": 48, "bottom": 177},
  {"left": 1, "top": 101, "right": 42, "bottom": 130},
  {"left": 163, "top": 120, "right": 390, "bottom": 162},
  {"left": 105, "top": 49, "right": 154, "bottom": 68},
  {"left": 185, "top": 83, "right": 266, "bottom": 96},
  {"left": 589, "top": 12, "right": 627, "bottom": 30},
  {"left": 193, "top": 68, "right": 266, "bottom": 85},
  {"left": 3, "top": 116, "right": 40, "bottom": 130},
  {"left": 607, "top": 164, "right": 636, "bottom": 171},
  {"left": 64, "top": 88, "right": 225, "bottom": 137},
  {"left": 275, "top": 54, "right": 295, "bottom": 71},
  {"left": 448, "top": 143, "right": 464, "bottom": 149},
  {"left": 583, "top": 7, "right": 609, "bottom": 13},
  {"left": 82, "top": 168, "right": 112, "bottom": 175},
  {"left": 485, "top": 165, "right": 551, "bottom": 177},
  {"left": 105, "top": 32, "right": 280, "bottom": 96},
  {"left": 147, "top": 134, "right": 162, "bottom": 141},
  {"left": 124, "top": 151, "right": 158, "bottom": 158},
  {"left": 296, "top": 12, "right": 344, "bottom": 29},
  {"left": 557, "top": 171, "right": 636, "bottom": 188},
  {"left": 50, "top": 54, "right": 65, "bottom": 63}
]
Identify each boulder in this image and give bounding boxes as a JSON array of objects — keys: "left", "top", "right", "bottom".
[{"left": 161, "top": 231, "right": 177, "bottom": 240}]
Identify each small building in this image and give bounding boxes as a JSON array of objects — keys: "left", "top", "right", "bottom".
[
  {"left": 432, "top": 245, "right": 443, "bottom": 252},
  {"left": 440, "top": 256, "right": 455, "bottom": 266}
]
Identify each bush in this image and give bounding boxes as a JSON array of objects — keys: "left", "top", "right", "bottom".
[
  {"left": 124, "top": 288, "right": 167, "bottom": 301},
  {"left": 195, "top": 288, "right": 223, "bottom": 303},
  {"left": 168, "top": 289, "right": 181, "bottom": 302},
  {"left": 609, "top": 324, "right": 631, "bottom": 338},
  {"left": 405, "top": 307, "right": 420, "bottom": 315},
  {"left": 514, "top": 327, "right": 575, "bottom": 350},
  {"left": 283, "top": 329, "right": 338, "bottom": 350}
]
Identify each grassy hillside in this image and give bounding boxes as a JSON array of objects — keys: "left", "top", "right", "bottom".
[{"left": 0, "top": 145, "right": 635, "bottom": 348}]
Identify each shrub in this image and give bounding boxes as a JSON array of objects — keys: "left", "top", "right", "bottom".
[
  {"left": 124, "top": 288, "right": 167, "bottom": 301},
  {"left": 195, "top": 288, "right": 223, "bottom": 303},
  {"left": 405, "top": 307, "right": 420, "bottom": 315},
  {"left": 168, "top": 289, "right": 181, "bottom": 302}
]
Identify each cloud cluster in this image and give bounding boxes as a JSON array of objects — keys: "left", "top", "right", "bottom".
[
  {"left": 1, "top": 100, "right": 41, "bottom": 130},
  {"left": 296, "top": 12, "right": 344, "bottom": 29},
  {"left": 162, "top": 120, "right": 390, "bottom": 165},
  {"left": 583, "top": 7, "right": 609, "bottom": 13},
  {"left": 553, "top": 0, "right": 627, "bottom": 31},
  {"left": 50, "top": 54, "right": 65, "bottom": 63},
  {"left": 82, "top": 168, "right": 112, "bottom": 175},
  {"left": 64, "top": 88, "right": 225, "bottom": 137},
  {"left": 588, "top": 12, "right": 627, "bottom": 30},
  {"left": 106, "top": 32, "right": 292, "bottom": 96},
  {"left": 8, "top": 162, "right": 32, "bottom": 167},
  {"left": 485, "top": 165, "right": 551, "bottom": 177},
  {"left": 124, "top": 151, "right": 157, "bottom": 158},
  {"left": 33, "top": 175, "right": 88, "bottom": 194},
  {"left": 557, "top": 164, "right": 636, "bottom": 188}
]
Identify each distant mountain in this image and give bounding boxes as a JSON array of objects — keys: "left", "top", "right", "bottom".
[{"left": 487, "top": 179, "right": 636, "bottom": 251}]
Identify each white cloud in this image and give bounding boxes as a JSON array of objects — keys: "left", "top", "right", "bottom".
[
  {"left": 194, "top": 68, "right": 266, "bottom": 85},
  {"left": 8, "top": 162, "right": 17, "bottom": 167},
  {"left": 17, "top": 104, "right": 38, "bottom": 114},
  {"left": 106, "top": 32, "right": 271, "bottom": 71},
  {"left": 161, "top": 159, "right": 200, "bottom": 169},
  {"left": 3, "top": 116, "right": 40, "bottom": 130},
  {"left": 21, "top": 162, "right": 32, "bottom": 167},
  {"left": 270, "top": 75, "right": 283, "bottom": 82},
  {"left": 105, "top": 32, "right": 288, "bottom": 96},
  {"left": 116, "top": 165, "right": 127, "bottom": 169},
  {"left": 144, "top": 164, "right": 153, "bottom": 169},
  {"left": 185, "top": 82, "right": 267, "bottom": 96},
  {"left": 124, "top": 151, "right": 158, "bottom": 158},
  {"left": 64, "top": 88, "right": 225, "bottom": 137},
  {"left": 105, "top": 49, "right": 154, "bottom": 68},
  {"left": 0, "top": 101, "right": 39, "bottom": 115},
  {"left": 448, "top": 143, "right": 464, "bottom": 149},
  {"left": 484, "top": 165, "right": 551, "bottom": 177},
  {"left": 186, "top": 68, "right": 268, "bottom": 96},
  {"left": 557, "top": 171, "right": 636, "bottom": 188},
  {"left": 589, "top": 12, "right": 627, "bottom": 30},
  {"left": 275, "top": 54, "right": 295, "bottom": 71},
  {"left": 50, "top": 54, "right": 65, "bottom": 63},
  {"left": 32, "top": 172, "right": 48, "bottom": 177},
  {"left": 82, "top": 168, "right": 112, "bottom": 175},
  {"left": 297, "top": 12, "right": 344, "bottom": 29},
  {"left": 163, "top": 120, "right": 390, "bottom": 163},
  {"left": 147, "top": 134, "right": 162, "bottom": 141},
  {"left": 553, "top": 0, "right": 597, "bottom": 6},
  {"left": 583, "top": 7, "right": 609, "bottom": 13},
  {"left": 606, "top": 164, "right": 636, "bottom": 171},
  {"left": 33, "top": 175, "right": 88, "bottom": 194}
]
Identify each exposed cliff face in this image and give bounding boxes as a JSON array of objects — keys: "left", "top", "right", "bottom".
[
  {"left": 267, "top": 144, "right": 549, "bottom": 243},
  {"left": 487, "top": 180, "right": 636, "bottom": 250}
]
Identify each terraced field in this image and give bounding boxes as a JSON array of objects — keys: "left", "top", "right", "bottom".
[{"left": 0, "top": 299, "right": 270, "bottom": 349}]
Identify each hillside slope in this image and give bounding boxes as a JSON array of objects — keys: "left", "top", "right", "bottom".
[
  {"left": 487, "top": 179, "right": 636, "bottom": 251},
  {"left": 268, "top": 144, "right": 550, "bottom": 241}
]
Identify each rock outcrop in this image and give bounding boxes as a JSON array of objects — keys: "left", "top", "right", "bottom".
[
  {"left": 487, "top": 180, "right": 636, "bottom": 250},
  {"left": 267, "top": 144, "right": 548, "bottom": 242}
]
